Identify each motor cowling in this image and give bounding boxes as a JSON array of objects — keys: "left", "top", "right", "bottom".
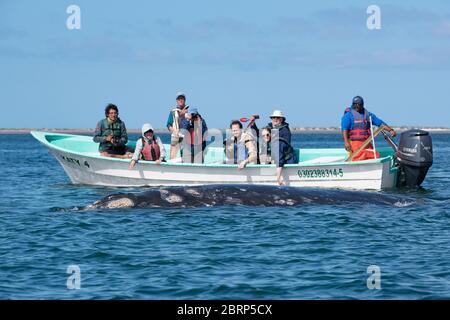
[{"left": 396, "top": 129, "right": 433, "bottom": 187}]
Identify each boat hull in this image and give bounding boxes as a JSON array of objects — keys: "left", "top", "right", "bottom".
[{"left": 36, "top": 134, "right": 397, "bottom": 190}]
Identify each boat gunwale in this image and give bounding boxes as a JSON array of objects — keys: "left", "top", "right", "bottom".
[{"left": 31, "top": 131, "right": 394, "bottom": 169}]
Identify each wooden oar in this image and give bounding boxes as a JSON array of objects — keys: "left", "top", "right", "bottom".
[
  {"left": 369, "top": 116, "right": 377, "bottom": 159},
  {"left": 346, "top": 125, "right": 387, "bottom": 162}
]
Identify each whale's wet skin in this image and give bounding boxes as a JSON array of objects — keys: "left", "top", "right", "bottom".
[{"left": 84, "top": 184, "right": 418, "bottom": 210}]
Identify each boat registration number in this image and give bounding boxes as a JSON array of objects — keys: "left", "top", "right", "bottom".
[{"left": 297, "top": 168, "right": 344, "bottom": 179}]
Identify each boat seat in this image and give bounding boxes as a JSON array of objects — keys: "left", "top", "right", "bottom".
[{"left": 204, "top": 147, "right": 226, "bottom": 164}]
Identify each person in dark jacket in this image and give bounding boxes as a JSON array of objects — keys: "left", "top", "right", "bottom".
[
  {"left": 180, "top": 107, "right": 208, "bottom": 163},
  {"left": 267, "top": 110, "right": 296, "bottom": 185},
  {"left": 93, "top": 104, "right": 131, "bottom": 158}
]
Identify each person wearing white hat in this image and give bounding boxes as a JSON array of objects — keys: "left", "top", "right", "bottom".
[
  {"left": 166, "top": 91, "right": 190, "bottom": 159},
  {"left": 129, "top": 123, "right": 165, "bottom": 169},
  {"left": 269, "top": 110, "right": 285, "bottom": 120},
  {"left": 268, "top": 109, "right": 296, "bottom": 185}
]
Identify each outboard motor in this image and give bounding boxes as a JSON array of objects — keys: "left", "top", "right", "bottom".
[{"left": 396, "top": 129, "right": 433, "bottom": 188}]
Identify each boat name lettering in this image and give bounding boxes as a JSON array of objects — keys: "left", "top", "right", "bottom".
[
  {"left": 297, "top": 168, "right": 344, "bottom": 179},
  {"left": 61, "top": 155, "right": 81, "bottom": 166}
]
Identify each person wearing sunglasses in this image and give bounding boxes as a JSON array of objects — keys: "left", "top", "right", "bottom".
[
  {"left": 267, "top": 110, "right": 296, "bottom": 185},
  {"left": 93, "top": 103, "right": 131, "bottom": 158},
  {"left": 259, "top": 126, "right": 274, "bottom": 165}
]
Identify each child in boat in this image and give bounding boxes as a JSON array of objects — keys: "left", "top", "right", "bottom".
[{"left": 129, "top": 124, "right": 165, "bottom": 169}]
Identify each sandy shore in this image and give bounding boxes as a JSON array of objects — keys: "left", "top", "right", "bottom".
[{"left": 1, "top": 127, "right": 450, "bottom": 134}]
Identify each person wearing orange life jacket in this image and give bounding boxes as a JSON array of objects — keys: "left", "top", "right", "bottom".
[
  {"left": 129, "top": 123, "right": 166, "bottom": 169},
  {"left": 341, "top": 96, "right": 396, "bottom": 161}
]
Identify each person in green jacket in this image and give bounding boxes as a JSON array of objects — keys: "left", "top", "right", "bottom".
[{"left": 93, "top": 104, "right": 131, "bottom": 158}]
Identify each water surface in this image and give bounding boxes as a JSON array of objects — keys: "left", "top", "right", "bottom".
[{"left": 0, "top": 133, "right": 449, "bottom": 299}]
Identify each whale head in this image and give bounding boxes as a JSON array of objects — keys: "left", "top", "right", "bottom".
[{"left": 87, "top": 194, "right": 136, "bottom": 209}]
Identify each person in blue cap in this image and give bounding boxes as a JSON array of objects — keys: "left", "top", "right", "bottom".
[
  {"left": 180, "top": 107, "right": 208, "bottom": 163},
  {"left": 341, "top": 96, "right": 396, "bottom": 161}
]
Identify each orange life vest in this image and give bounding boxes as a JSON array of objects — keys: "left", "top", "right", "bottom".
[
  {"left": 345, "top": 108, "right": 371, "bottom": 141},
  {"left": 140, "top": 137, "right": 161, "bottom": 161}
]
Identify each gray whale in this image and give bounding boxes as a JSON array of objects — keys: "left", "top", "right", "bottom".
[{"left": 84, "top": 184, "right": 417, "bottom": 210}]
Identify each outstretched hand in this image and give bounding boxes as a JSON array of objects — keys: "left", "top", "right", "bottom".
[
  {"left": 344, "top": 142, "right": 352, "bottom": 152},
  {"left": 390, "top": 129, "right": 397, "bottom": 137}
]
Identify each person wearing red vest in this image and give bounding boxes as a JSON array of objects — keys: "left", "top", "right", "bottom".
[
  {"left": 129, "top": 123, "right": 165, "bottom": 169},
  {"left": 341, "top": 96, "right": 396, "bottom": 161}
]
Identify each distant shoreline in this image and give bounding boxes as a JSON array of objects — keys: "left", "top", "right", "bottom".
[{"left": 2, "top": 127, "right": 450, "bottom": 134}]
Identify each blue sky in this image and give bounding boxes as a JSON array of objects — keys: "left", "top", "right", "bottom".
[{"left": 1, "top": 0, "right": 450, "bottom": 129}]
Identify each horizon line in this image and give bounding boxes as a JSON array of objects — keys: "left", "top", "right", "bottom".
[{"left": 1, "top": 126, "right": 450, "bottom": 134}]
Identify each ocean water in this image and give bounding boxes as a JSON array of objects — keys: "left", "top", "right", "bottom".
[{"left": 0, "top": 133, "right": 449, "bottom": 299}]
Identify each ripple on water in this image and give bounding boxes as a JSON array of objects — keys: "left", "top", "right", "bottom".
[{"left": 0, "top": 133, "right": 449, "bottom": 299}]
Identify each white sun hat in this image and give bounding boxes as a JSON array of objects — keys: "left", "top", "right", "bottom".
[{"left": 269, "top": 110, "right": 285, "bottom": 119}]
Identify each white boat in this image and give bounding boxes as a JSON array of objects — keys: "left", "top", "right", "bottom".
[{"left": 30, "top": 131, "right": 400, "bottom": 190}]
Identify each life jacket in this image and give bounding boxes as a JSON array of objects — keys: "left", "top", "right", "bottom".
[
  {"left": 234, "top": 137, "right": 249, "bottom": 164},
  {"left": 188, "top": 117, "right": 204, "bottom": 146},
  {"left": 103, "top": 118, "right": 124, "bottom": 141},
  {"left": 140, "top": 137, "right": 161, "bottom": 161},
  {"left": 101, "top": 118, "right": 126, "bottom": 153},
  {"left": 223, "top": 136, "right": 250, "bottom": 164},
  {"left": 346, "top": 108, "right": 371, "bottom": 141}
]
